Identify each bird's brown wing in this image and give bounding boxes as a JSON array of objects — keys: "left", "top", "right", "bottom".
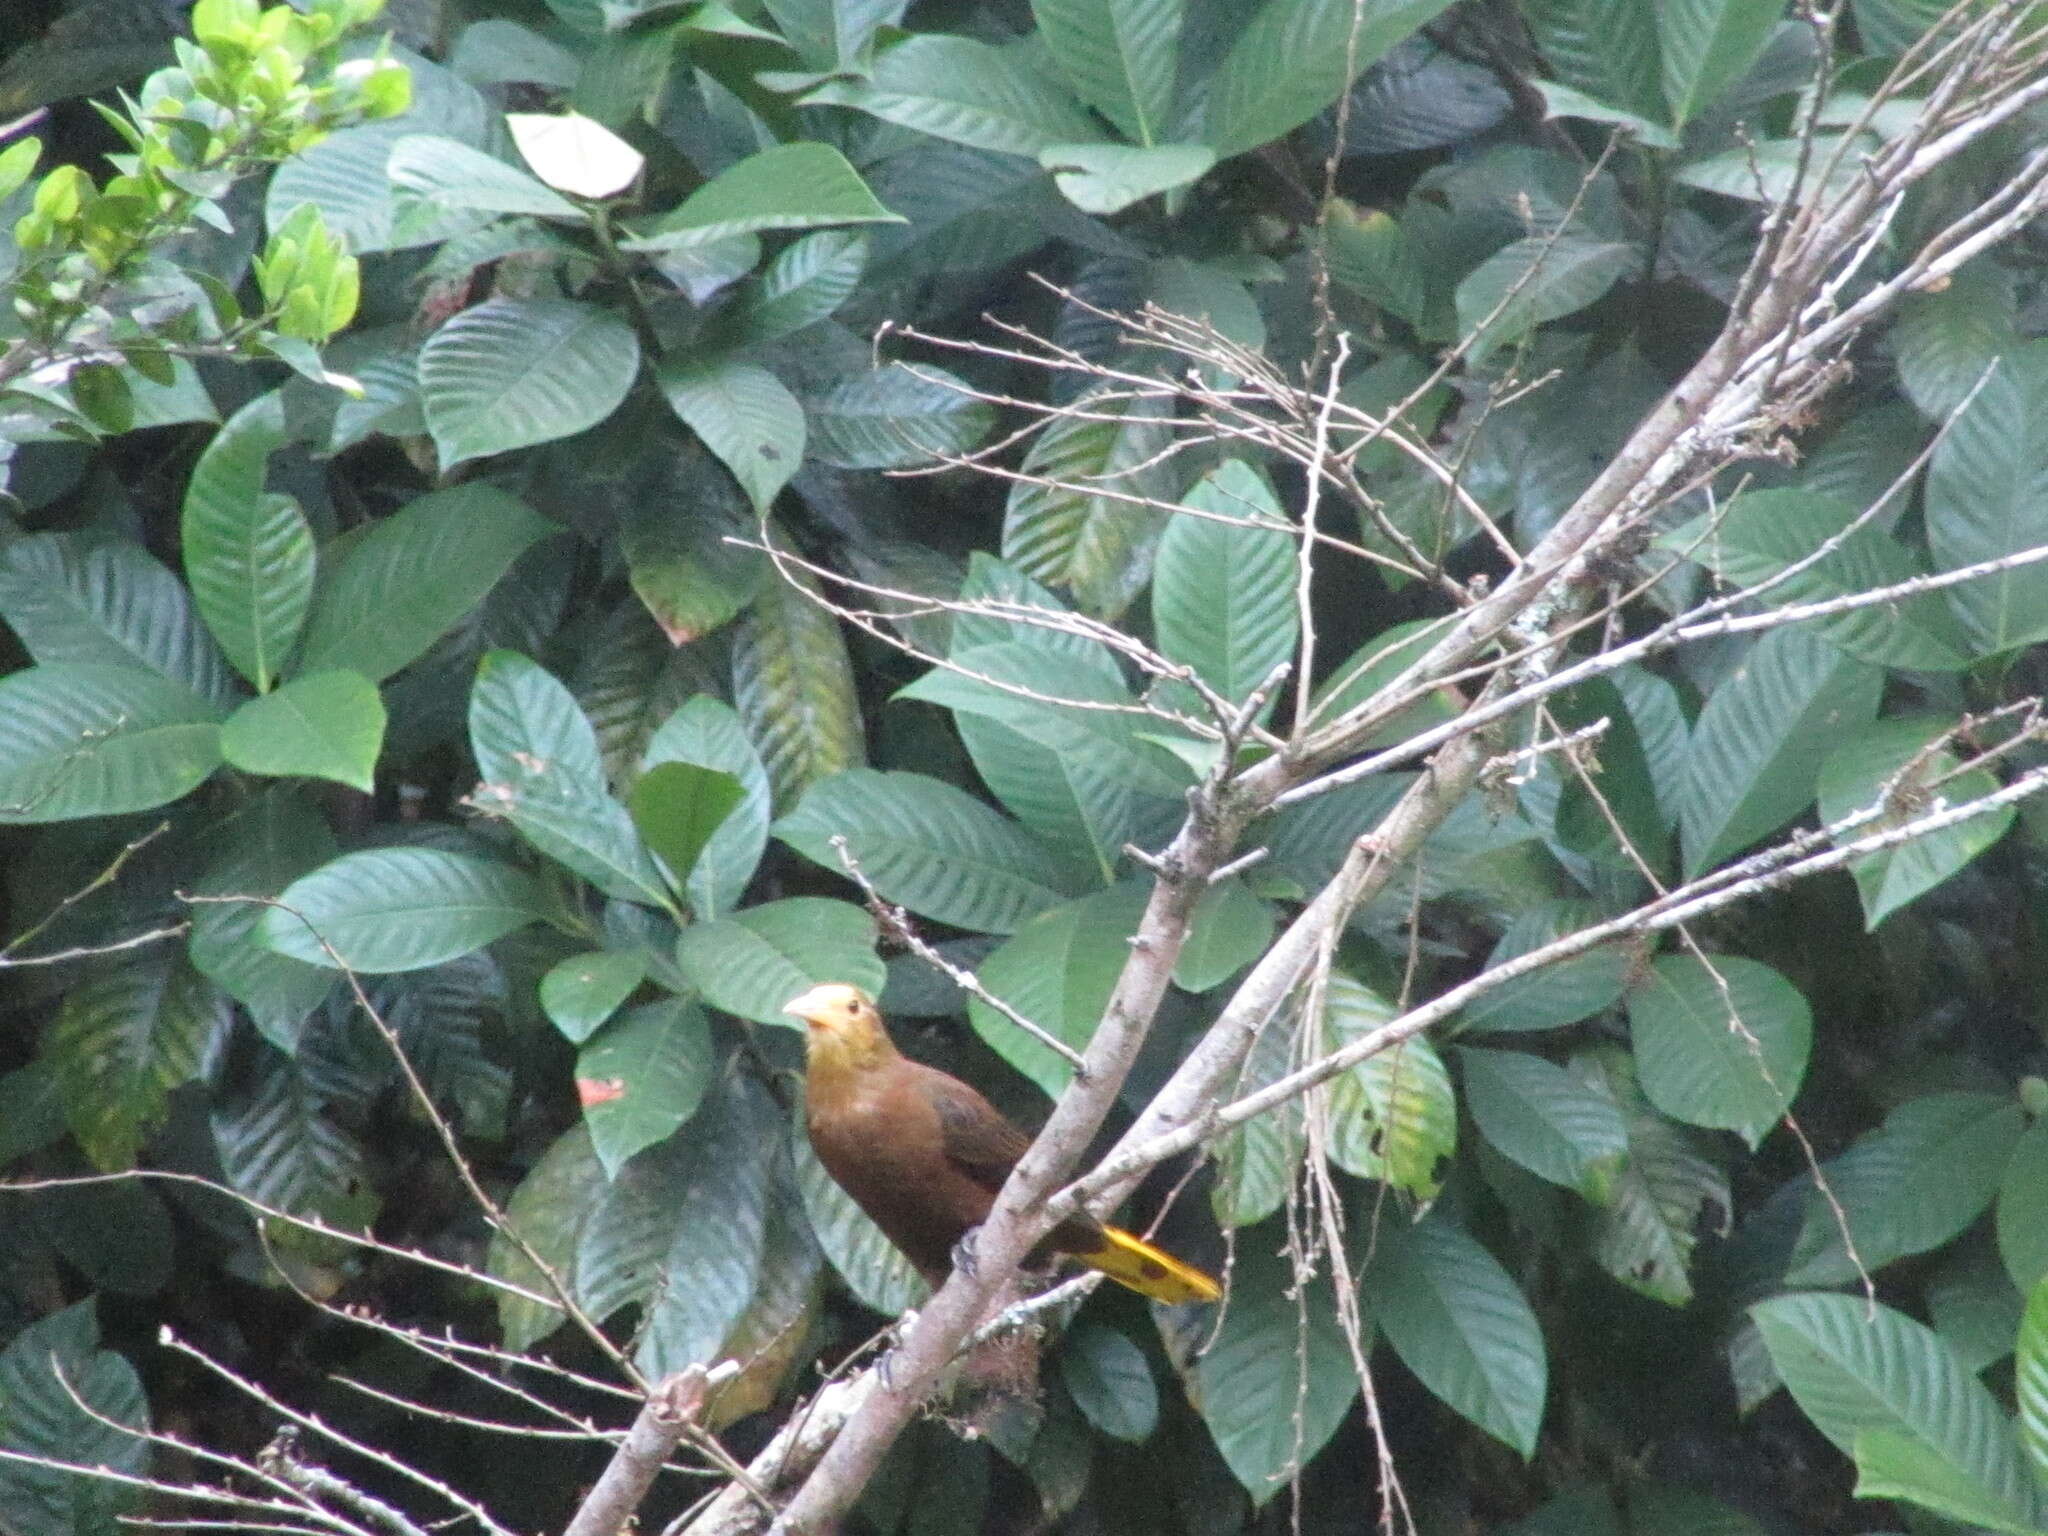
[
  {"left": 921, "top": 1067, "right": 1032, "bottom": 1192},
  {"left": 921, "top": 1064, "right": 1107, "bottom": 1255}
]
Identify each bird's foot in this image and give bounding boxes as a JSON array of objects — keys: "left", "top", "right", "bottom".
[{"left": 951, "top": 1227, "right": 982, "bottom": 1279}]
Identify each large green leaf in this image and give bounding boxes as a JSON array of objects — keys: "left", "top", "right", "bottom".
[
  {"left": 46, "top": 954, "right": 224, "bottom": 1170},
  {"left": 776, "top": 768, "right": 1088, "bottom": 934},
  {"left": 1626, "top": 955, "right": 1811, "bottom": 1149},
  {"left": 1668, "top": 490, "right": 1967, "bottom": 671},
  {"left": 1678, "top": 627, "right": 1881, "bottom": 874},
  {"left": 642, "top": 695, "right": 773, "bottom": 918},
  {"left": 1364, "top": 1209, "right": 1546, "bottom": 1457},
  {"left": 1817, "top": 716, "right": 2016, "bottom": 930},
  {"left": 1201, "top": 0, "right": 1460, "bottom": 159},
  {"left": 1548, "top": 676, "right": 1669, "bottom": 871},
  {"left": 658, "top": 357, "right": 806, "bottom": 516},
  {"left": 801, "top": 35, "right": 1104, "bottom": 156},
  {"left": 1212, "top": 1005, "right": 1304, "bottom": 1228},
  {"left": 1589, "top": 1070, "right": 1728, "bottom": 1306},
  {"left": 1173, "top": 878, "right": 1274, "bottom": 993},
  {"left": 1925, "top": 340, "right": 2048, "bottom": 655},
  {"left": 731, "top": 550, "right": 866, "bottom": 812},
  {"left": 617, "top": 461, "right": 764, "bottom": 647},
  {"left": 672, "top": 896, "right": 885, "bottom": 1025},
  {"left": 968, "top": 882, "right": 1150, "bottom": 1097},
  {"left": 902, "top": 641, "right": 1193, "bottom": 800},
  {"left": 387, "top": 134, "right": 583, "bottom": 218},
  {"left": 1039, "top": 141, "right": 1214, "bottom": 214},
  {"left": 489, "top": 1123, "right": 604, "bottom": 1350},
  {"left": 219, "top": 670, "right": 386, "bottom": 792},
  {"left": 577, "top": 1078, "right": 775, "bottom": 1378},
  {"left": 1785, "top": 1092, "right": 2025, "bottom": 1287},
  {"left": 1152, "top": 459, "right": 1300, "bottom": 714},
  {"left": 1521, "top": 0, "right": 1663, "bottom": 120},
  {"left": 295, "top": 485, "right": 556, "bottom": 683},
  {"left": 210, "top": 1042, "right": 368, "bottom": 1220},
  {"left": 1324, "top": 974, "right": 1455, "bottom": 1199},
  {"left": 576, "top": 998, "right": 713, "bottom": 1177},
  {"left": 1889, "top": 260, "right": 2019, "bottom": 423},
  {"left": 725, "top": 229, "right": 868, "bottom": 344},
  {"left": 806, "top": 362, "right": 993, "bottom": 470},
  {"left": 180, "top": 392, "right": 316, "bottom": 693},
  {"left": 1192, "top": 1231, "right": 1359, "bottom": 1500},
  {"left": 0, "top": 1301, "right": 149, "bottom": 1536},
  {"left": 0, "top": 663, "right": 225, "bottom": 823},
  {"left": 187, "top": 789, "right": 340, "bottom": 1053},
  {"left": 1455, "top": 236, "right": 1636, "bottom": 363},
  {"left": 1658, "top": 0, "right": 1783, "bottom": 125},
  {"left": 418, "top": 298, "right": 639, "bottom": 469},
  {"left": 263, "top": 848, "right": 548, "bottom": 973},
  {"left": 540, "top": 950, "right": 648, "bottom": 1044},
  {"left": 1002, "top": 390, "right": 1174, "bottom": 620},
  {"left": 1752, "top": 1293, "right": 2044, "bottom": 1533},
  {"left": 0, "top": 532, "right": 235, "bottom": 704},
  {"left": 1032, "top": 0, "right": 1182, "bottom": 144},
  {"left": 1459, "top": 1046, "right": 1627, "bottom": 1204},
  {"left": 469, "top": 649, "right": 670, "bottom": 907},
  {"left": 623, "top": 142, "right": 901, "bottom": 249},
  {"left": 1458, "top": 900, "right": 1629, "bottom": 1033}
]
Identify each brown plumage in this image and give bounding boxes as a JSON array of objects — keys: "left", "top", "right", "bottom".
[{"left": 784, "top": 983, "right": 1219, "bottom": 1305}]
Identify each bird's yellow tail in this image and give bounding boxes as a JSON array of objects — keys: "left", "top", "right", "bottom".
[{"left": 1076, "top": 1226, "right": 1221, "bottom": 1304}]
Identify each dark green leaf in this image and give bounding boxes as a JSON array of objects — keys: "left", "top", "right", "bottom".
[
  {"left": 731, "top": 544, "right": 866, "bottom": 812},
  {"left": 0, "top": 664, "right": 225, "bottom": 823},
  {"left": 47, "top": 954, "right": 224, "bottom": 1170},
  {"left": 642, "top": 694, "right": 773, "bottom": 919},
  {"left": 1173, "top": 878, "right": 1274, "bottom": 993},
  {"left": 624, "top": 142, "right": 901, "bottom": 249},
  {"left": 630, "top": 762, "right": 745, "bottom": 898},
  {"left": 541, "top": 950, "right": 648, "bottom": 1044},
  {"left": 658, "top": 358, "right": 806, "bottom": 516},
  {"left": 1996, "top": 1119, "right": 2048, "bottom": 1294},
  {"left": 1365, "top": 1209, "right": 1545, "bottom": 1457},
  {"left": 1152, "top": 459, "right": 1299, "bottom": 714},
  {"left": 1626, "top": 955, "right": 1811, "bottom": 1148},
  {"left": 1459, "top": 1046, "right": 1627, "bottom": 1204},
  {"left": 800, "top": 36, "right": 1103, "bottom": 156},
  {"left": 264, "top": 848, "right": 548, "bottom": 973},
  {"left": 1060, "top": 1325, "right": 1158, "bottom": 1443},
  {"left": 419, "top": 298, "right": 639, "bottom": 469},
  {"left": 673, "top": 896, "right": 885, "bottom": 1025},
  {"left": 296, "top": 485, "right": 556, "bottom": 683},
  {"left": 776, "top": 768, "right": 1088, "bottom": 934},
  {"left": 806, "top": 363, "right": 993, "bottom": 470},
  {"left": 489, "top": 1124, "right": 603, "bottom": 1350},
  {"left": 0, "top": 1301, "right": 149, "bottom": 1536}
]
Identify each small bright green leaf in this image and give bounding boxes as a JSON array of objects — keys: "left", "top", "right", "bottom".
[
  {"left": 264, "top": 848, "right": 548, "bottom": 972},
  {"left": 577, "top": 998, "right": 713, "bottom": 1177},
  {"left": 1325, "top": 975, "right": 1455, "bottom": 1198},
  {"left": 540, "top": 950, "right": 648, "bottom": 1044},
  {"left": 630, "top": 762, "right": 745, "bottom": 894},
  {"left": 673, "top": 896, "right": 884, "bottom": 1025},
  {"left": 642, "top": 695, "right": 774, "bottom": 919},
  {"left": 219, "top": 670, "right": 386, "bottom": 791}
]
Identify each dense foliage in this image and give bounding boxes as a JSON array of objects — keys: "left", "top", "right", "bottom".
[{"left": 3, "top": 0, "right": 2048, "bottom": 1533}]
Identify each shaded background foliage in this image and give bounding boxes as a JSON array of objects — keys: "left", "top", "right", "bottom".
[{"left": 2, "top": 0, "right": 2048, "bottom": 1533}]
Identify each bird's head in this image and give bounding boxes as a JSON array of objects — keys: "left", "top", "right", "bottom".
[{"left": 782, "top": 983, "right": 895, "bottom": 1074}]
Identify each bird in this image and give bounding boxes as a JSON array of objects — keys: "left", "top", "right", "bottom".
[{"left": 783, "top": 983, "right": 1220, "bottom": 1306}]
